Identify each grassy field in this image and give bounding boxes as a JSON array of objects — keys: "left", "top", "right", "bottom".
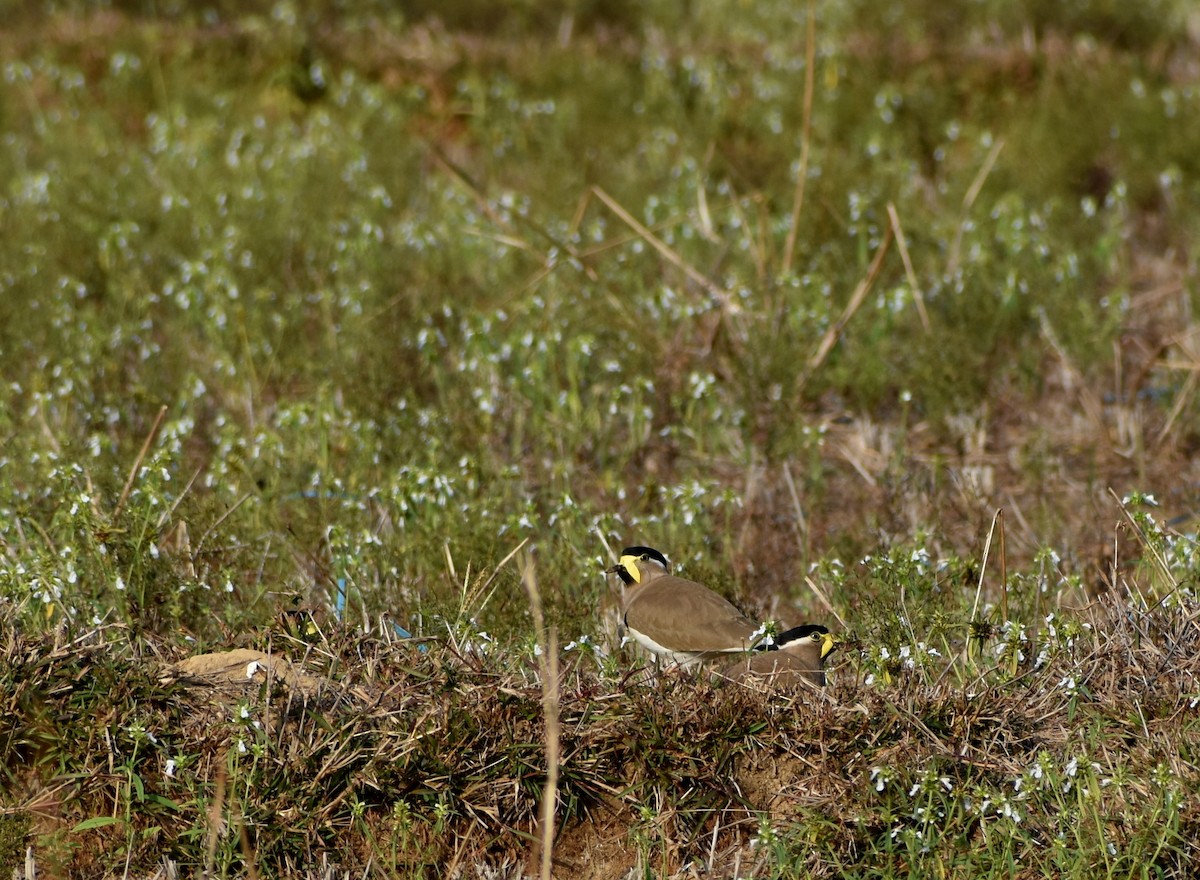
[{"left": 2, "top": 0, "right": 1200, "bottom": 876}]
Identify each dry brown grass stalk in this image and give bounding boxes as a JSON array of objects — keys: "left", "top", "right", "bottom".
[
  {"left": 780, "top": 0, "right": 816, "bottom": 276},
  {"left": 113, "top": 404, "right": 168, "bottom": 520},
  {"left": 1039, "top": 308, "right": 1112, "bottom": 448},
  {"left": 998, "top": 508, "right": 1008, "bottom": 624},
  {"left": 946, "top": 136, "right": 1005, "bottom": 277},
  {"left": 455, "top": 537, "right": 530, "bottom": 627},
  {"left": 590, "top": 185, "right": 739, "bottom": 317},
  {"left": 1107, "top": 488, "right": 1187, "bottom": 615},
  {"left": 519, "top": 555, "right": 561, "bottom": 880},
  {"left": 1154, "top": 357, "right": 1200, "bottom": 450},
  {"left": 204, "top": 761, "right": 227, "bottom": 878},
  {"left": 794, "top": 224, "right": 893, "bottom": 396},
  {"left": 886, "top": 201, "right": 930, "bottom": 332}
]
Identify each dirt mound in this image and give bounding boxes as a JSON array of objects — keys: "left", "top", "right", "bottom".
[{"left": 166, "top": 648, "right": 324, "bottom": 698}]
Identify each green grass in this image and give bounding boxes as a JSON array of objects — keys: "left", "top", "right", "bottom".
[{"left": 2, "top": 0, "right": 1200, "bottom": 876}]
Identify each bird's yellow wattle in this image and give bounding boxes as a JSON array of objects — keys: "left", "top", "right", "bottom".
[
  {"left": 618, "top": 555, "right": 643, "bottom": 584},
  {"left": 820, "top": 633, "right": 836, "bottom": 659}
]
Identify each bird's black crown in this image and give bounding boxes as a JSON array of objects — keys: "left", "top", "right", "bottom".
[
  {"left": 775, "top": 624, "right": 830, "bottom": 646},
  {"left": 619, "top": 546, "right": 669, "bottom": 569}
]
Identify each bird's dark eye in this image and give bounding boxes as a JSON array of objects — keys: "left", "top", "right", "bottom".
[{"left": 811, "top": 633, "right": 822, "bottom": 641}]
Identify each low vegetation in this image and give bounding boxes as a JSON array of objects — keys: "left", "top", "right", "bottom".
[{"left": 1, "top": 0, "right": 1199, "bottom": 876}]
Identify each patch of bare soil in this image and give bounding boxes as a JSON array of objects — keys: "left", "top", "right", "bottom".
[{"left": 550, "top": 802, "right": 638, "bottom": 880}]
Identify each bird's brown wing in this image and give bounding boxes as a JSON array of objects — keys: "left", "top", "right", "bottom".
[
  {"left": 623, "top": 575, "right": 759, "bottom": 652},
  {"left": 727, "top": 645, "right": 825, "bottom": 686}
]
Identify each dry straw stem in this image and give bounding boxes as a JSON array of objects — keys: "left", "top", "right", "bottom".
[
  {"left": 794, "top": 223, "right": 893, "bottom": 396},
  {"left": 455, "top": 536, "right": 530, "bottom": 625},
  {"left": 1039, "top": 308, "right": 1111, "bottom": 448},
  {"left": 196, "top": 491, "right": 252, "bottom": 557},
  {"left": 238, "top": 818, "right": 261, "bottom": 880},
  {"left": 781, "top": 461, "right": 846, "bottom": 628},
  {"left": 693, "top": 165, "right": 719, "bottom": 244},
  {"left": 966, "top": 507, "right": 1005, "bottom": 668},
  {"left": 204, "top": 761, "right": 227, "bottom": 878},
  {"left": 727, "top": 185, "right": 768, "bottom": 280},
  {"left": 1107, "top": 488, "right": 1186, "bottom": 616},
  {"left": 113, "top": 403, "right": 168, "bottom": 519},
  {"left": 946, "top": 136, "right": 1005, "bottom": 277},
  {"left": 780, "top": 0, "right": 816, "bottom": 276},
  {"left": 429, "top": 145, "right": 605, "bottom": 302},
  {"left": 781, "top": 459, "right": 809, "bottom": 547},
  {"left": 594, "top": 526, "right": 618, "bottom": 567},
  {"left": 590, "top": 185, "right": 740, "bottom": 318},
  {"left": 885, "top": 201, "right": 931, "bottom": 332},
  {"left": 156, "top": 463, "right": 204, "bottom": 530},
  {"left": 998, "top": 508, "right": 1008, "bottom": 624},
  {"left": 519, "top": 554, "right": 561, "bottom": 880},
  {"left": 1153, "top": 321, "right": 1200, "bottom": 449},
  {"left": 1155, "top": 363, "right": 1198, "bottom": 450},
  {"left": 430, "top": 145, "right": 529, "bottom": 245},
  {"left": 803, "top": 575, "right": 846, "bottom": 629}
]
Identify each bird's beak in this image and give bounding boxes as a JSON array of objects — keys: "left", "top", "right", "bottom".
[
  {"left": 820, "top": 633, "right": 837, "bottom": 659},
  {"left": 606, "top": 562, "right": 633, "bottom": 583}
]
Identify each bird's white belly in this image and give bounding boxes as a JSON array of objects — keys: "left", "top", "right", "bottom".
[{"left": 627, "top": 626, "right": 739, "bottom": 667}]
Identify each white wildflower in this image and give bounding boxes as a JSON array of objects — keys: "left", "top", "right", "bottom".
[
  {"left": 870, "top": 767, "right": 890, "bottom": 792},
  {"left": 998, "top": 798, "right": 1021, "bottom": 822}
]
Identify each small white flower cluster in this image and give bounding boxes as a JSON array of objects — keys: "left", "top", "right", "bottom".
[
  {"left": 1150, "top": 761, "right": 1179, "bottom": 808},
  {"left": 907, "top": 769, "right": 954, "bottom": 798},
  {"left": 898, "top": 641, "right": 942, "bottom": 671},
  {"left": 562, "top": 634, "right": 592, "bottom": 653},
  {"left": 908, "top": 547, "right": 931, "bottom": 573},
  {"left": 905, "top": 768, "right": 954, "bottom": 826},
  {"left": 124, "top": 721, "right": 188, "bottom": 782},
  {"left": 498, "top": 511, "right": 536, "bottom": 536},
  {"left": 994, "top": 793, "right": 1022, "bottom": 823},
  {"left": 125, "top": 721, "right": 157, "bottom": 746},
  {"left": 993, "top": 619, "right": 1028, "bottom": 665},
  {"left": 459, "top": 619, "right": 495, "bottom": 656},
  {"left": 749, "top": 814, "right": 778, "bottom": 849},
  {"left": 748, "top": 622, "right": 775, "bottom": 648},
  {"left": 1057, "top": 674, "right": 1080, "bottom": 697},
  {"left": 1117, "top": 493, "right": 1200, "bottom": 608},
  {"left": 1034, "top": 612, "right": 1092, "bottom": 668},
  {"left": 961, "top": 787, "right": 1023, "bottom": 824},
  {"left": 1061, "top": 756, "right": 1082, "bottom": 793},
  {"left": 1013, "top": 752, "right": 1105, "bottom": 797},
  {"left": 232, "top": 699, "right": 266, "bottom": 758},
  {"left": 862, "top": 638, "right": 943, "bottom": 686},
  {"left": 1014, "top": 751, "right": 1056, "bottom": 793},
  {"left": 869, "top": 766, "right": 895, "bottom": 793},
  {"left": 1121, "top": 492, "right": 1158, "bottom": 507},
  {"left": 862, "top": 645, "right": 892, "bottom": 687}
]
